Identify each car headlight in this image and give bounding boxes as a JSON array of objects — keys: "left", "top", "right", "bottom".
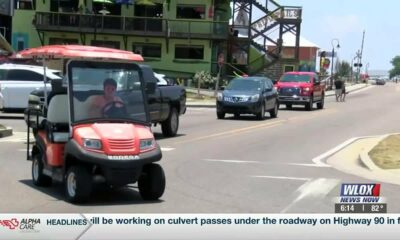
[
  {"left": 82, "top": 139, "right": 102, "bottom": 150},
  {"left": 217, "top": 92, "right": 223, "bottom": 101},
  {"left": 249, "top": 94, "right": 259, "bottom": 102},
  {"left": 140, "top": 139, "right": 155, "bottom": 151}
]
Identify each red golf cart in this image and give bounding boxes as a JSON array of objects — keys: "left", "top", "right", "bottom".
[{"left": 21, "top": 45, "right": 165, "bottom": 203}]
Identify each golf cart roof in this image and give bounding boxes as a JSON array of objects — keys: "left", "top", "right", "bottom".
[{"left": 16, "top": 45, "right": 144, "bottom": 62}]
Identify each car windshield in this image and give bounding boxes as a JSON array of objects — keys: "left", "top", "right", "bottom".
[
  {"left": 280, "top": 74, "right": 311, "bottom": 83},
  {"left": 226, "top": 78, "right": 262, "bottom": 91},
  {"left": 69, "top": 62, "right": 148, "bottom": 124}
]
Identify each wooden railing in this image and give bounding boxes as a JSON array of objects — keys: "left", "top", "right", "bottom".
[{"left": 34, "top": 12, "right": 229, "bottom": 39}]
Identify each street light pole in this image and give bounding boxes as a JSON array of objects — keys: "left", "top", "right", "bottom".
[
  {"left": 355, "top": 50, "right": 361, "bottom": 83},
  {"left": 350, "top": 55, "right": 357, "bottom": 83},
  {"left": 330, "top": 38, "right": 340, "bottom": 89}
]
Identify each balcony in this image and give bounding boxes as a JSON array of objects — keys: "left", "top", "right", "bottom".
[{"left": 33, "top": 12, "right": 229, "bottom": 40}]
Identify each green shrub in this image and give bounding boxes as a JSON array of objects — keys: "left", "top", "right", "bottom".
[{"left": 193, "top": 71, "right": 216, "bottom": 89}]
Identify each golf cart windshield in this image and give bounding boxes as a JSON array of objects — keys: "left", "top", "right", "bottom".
[{"left": 68, "top": 61, "right": 149, "bottom": 124}]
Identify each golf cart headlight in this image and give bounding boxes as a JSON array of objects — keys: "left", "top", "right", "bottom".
[
  {"left": 217, "top": 92, "right": 223, "bottom": 101},
  {"left": 82, "top": 139, "right": 102, "bottom": 150},
  {"left": 249, "top": 94, "right": 259, "bottom": 102},
  {"left": 140, "top": 139, "right": 155, "bottom": 151}
]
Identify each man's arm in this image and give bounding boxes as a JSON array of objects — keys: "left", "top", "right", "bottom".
[{"left": 86, "top": 95, "right": 102, "bottom": 118}]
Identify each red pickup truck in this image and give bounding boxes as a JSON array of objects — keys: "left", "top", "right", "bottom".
[{"left": 275, "top": 72, "right": 325, "bottom": 111}]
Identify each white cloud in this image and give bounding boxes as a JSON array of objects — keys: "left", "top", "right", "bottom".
[{"left": 321, "top": 15, "right": 363, "bottom": 37}]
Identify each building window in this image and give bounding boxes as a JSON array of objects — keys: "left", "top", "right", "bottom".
[
  {"left": 175, "top": 45, "right": 204, "bottom": 60},
  {"left": 49, "top": 38, "right": 79, "bottom": 45},
  {"left": 177, "top": 5, "right": 205, "bottom": 19},
  {"left": 284, "top": 65, "right": 295, "bottom": 72},
  {"left": 16, "top": 0, "right": 36, "bottom": 10},
  {"left": 91, "top": 40, "right": 120, "bottom": 49},
  {"left": 132, "top": 44, "right": 162, "bottom": 58}
]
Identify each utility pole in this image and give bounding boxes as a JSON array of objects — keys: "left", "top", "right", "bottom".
[{"left": 356, "top": 30, "right": 365, "bottom": 83}]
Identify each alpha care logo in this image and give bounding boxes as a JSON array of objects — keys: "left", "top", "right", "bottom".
[
  {"left": 0, "top": 218, "right": 19, "bottom": 230},
  {"left": 19, "top": 218, "right": 41, "bottom": 232},
  {"left": 0, "top": 218, "right": 41, "bottom": 232}
]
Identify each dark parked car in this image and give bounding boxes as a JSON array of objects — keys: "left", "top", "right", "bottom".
[
  {"left": 216, "top": 76, "right": 279, "bottom": 120},
  {"left": 375, "top": 78, "right": 386, "bottom": 85}
]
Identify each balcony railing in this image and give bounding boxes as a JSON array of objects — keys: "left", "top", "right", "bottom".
[{"left": 34, "top": 12, "right": 229, "bottom": 40}]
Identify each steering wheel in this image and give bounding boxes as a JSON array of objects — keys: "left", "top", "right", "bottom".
[{"left": 101, "top": 101, "right": 127, "bottom": 118}]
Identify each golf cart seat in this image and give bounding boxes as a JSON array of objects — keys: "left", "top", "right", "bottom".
[{"left": 47, "top": 94, "right": 69, "bottom": 142}]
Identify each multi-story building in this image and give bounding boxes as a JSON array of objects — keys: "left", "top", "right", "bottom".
[{"left": 5, "top": 0, "right": 302, "bottom": 79}]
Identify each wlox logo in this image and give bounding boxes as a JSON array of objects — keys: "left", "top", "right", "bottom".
[{"left": 339, "top": 183, "right": 381, "bottom": 203}]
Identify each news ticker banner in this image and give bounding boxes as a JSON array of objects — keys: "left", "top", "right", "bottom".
[{"left": 3, "top": 214, "right": 400, "bottom": 239}]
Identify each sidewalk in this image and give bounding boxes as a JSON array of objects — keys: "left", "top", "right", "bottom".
[{"left": 186, "top": 83, "right": 370, "bottom": 108}]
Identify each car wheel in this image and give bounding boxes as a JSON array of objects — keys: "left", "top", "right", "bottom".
[
  {"left": 269, "top": 102, "right": 279, "bottom": 118},
  {"left": 256, "top": 103, "right": 265, "bottom": 120},
  {"left": 286, "top": 104, "right": 292, "bottom": 109},
  {"left": 138, "top": 164, "right": 166, "bottom": 201},
  {"left": 161, "top": 108, "right": 179, "bottom": 137},
  {"left": 234, "top": 113, "right": 240, "bottom": 119},
  {"left": 217, "top": 112, "right": 225, "bottom": 119},
  {"left": 64, "top": 165, "right": 92, "bottom": 203},
  {"left": 305, "top": 96, "right": 313, "bottom": 111},
  {"left": 317, "top": 95, "right": 325, "bottom": 109},
  {"left": 32, "top": 154, "right": 52, "bottom": 187}
]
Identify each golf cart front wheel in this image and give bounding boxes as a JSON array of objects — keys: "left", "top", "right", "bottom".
[
  {"left": 64, "top": 165, "right": 92, "bottom": 203},
  {"left": 138, "top": 164, "right": 166, "bottom": 200}
]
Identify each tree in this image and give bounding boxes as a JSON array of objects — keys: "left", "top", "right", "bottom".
[
  {"left": 389, "top": 56, "right": 400, "bottom": 79},
  {"left": 335, "top": 60, "right": 351, "bottom": 78}
]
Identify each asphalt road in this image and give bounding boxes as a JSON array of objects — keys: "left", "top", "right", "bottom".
[{"left": 1, "top": 83, "right": 400, "bottom": 213}]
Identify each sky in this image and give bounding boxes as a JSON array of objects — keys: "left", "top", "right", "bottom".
[{"left": 271, "top": 0, "right": 399, "bottom": 72}]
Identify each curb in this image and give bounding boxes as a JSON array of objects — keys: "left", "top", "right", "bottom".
[
  {"left": 0, "top": 127, "right": 13, "bottom": 138},
  {"left": 359, "top": 134, "right": 391, "bottom": 171}
]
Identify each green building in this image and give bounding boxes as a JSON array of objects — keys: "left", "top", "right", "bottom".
[{"left": 3, "top": 0, "right": 301, "bottom": 80}]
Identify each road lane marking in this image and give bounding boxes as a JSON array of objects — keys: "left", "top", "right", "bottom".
[
  {"left": 161, "top": 147, "right": 175, "bottom": 152},
  {"left": 280, "top": 178, "right": 340, "bottom": 213},
  {"left": 311, "top": 138, "right": 359, "bottom": 167},
  {"left": 174, "top": 120, "right": 285, "bottom": 144},
  {"left": 204, "top": 159, "right": 260, "bottom": 164},
  {"left": 287, "top": 163, "right": 331, "bottom": 168},
  {"left": 250, "top": 175, "right": 311, "bottom": 181}
]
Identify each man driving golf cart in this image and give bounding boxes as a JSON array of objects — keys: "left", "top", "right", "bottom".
[
  {"left": 87, "top": 78, "right": 124, "bottom": 118},
  {"left": 21, "top": 45, "right": 166, "bottom": 203}
]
